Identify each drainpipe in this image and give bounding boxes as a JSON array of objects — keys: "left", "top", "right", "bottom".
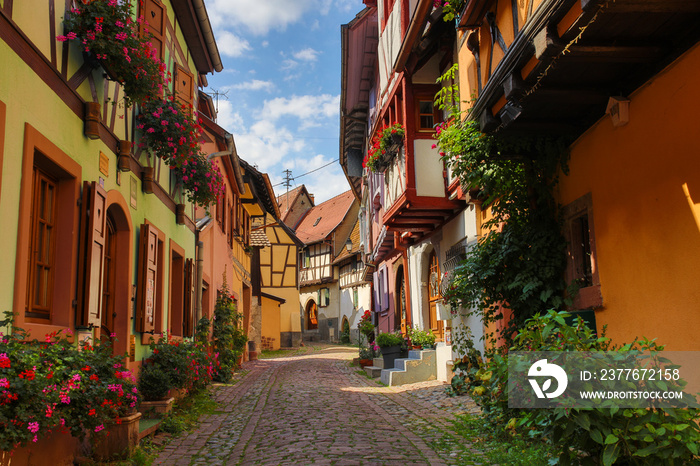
[{"left": 195, "top": 240, "right": 204, "bottom": 322}]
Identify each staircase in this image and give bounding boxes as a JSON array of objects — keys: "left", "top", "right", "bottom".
[{"left": 364, "top": 350, "right": 437, "bottom": 386}]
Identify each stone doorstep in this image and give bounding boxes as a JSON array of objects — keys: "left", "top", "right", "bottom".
[
  {"left": 363, "top": 366, "right": 382, "bottom": 378},
  {"left": 372, "top": 357, "right": 384, "bottom": 369},
  {"left": 380, "top": 350, "right": 437, "bottom": 386}
]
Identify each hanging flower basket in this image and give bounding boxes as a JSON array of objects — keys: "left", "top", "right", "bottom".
[
  {"left": 58, "top": 0, "right": 165, "bottom": 107},
  {"left": 364, "top": 123, "right": 405, "bottom": 173},
  {"left": 137, "top": 96, "right": 225, "bottom": 208}
]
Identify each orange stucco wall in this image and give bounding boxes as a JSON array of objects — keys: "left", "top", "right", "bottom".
[{"left": 558, "top": 43, "right": 700, "bottom": 350}]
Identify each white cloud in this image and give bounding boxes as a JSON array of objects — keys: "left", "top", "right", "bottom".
[
  {"left": 293, "top": 48, "right": 320, "bottom": 62},
  {"left": 261, "top": 94, "right": 339, "bottom": 128},
  {"left": 208, "top": 0, "right": 315, "bottom": 36},
  {"left": 233, "top": 80, "right": 275, "bottom": 92},
  {"left": 214, "top": 101, "right": 244, "bottom": 132},
  {"left": 233, "top": 120, "right": 306, "bottom": 172},
  {"left": 216, "top": 30, "right": 252, "bottom": 57}
]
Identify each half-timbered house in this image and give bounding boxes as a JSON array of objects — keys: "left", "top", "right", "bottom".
[
  {"left": 340, "top": 1, "right": 473, "bottom": 379},
  {"left": 455, "top": 0, "right": 700, "bottom": 350},
  {"left": 294, "top": 190, "right": 358, "bottom": 342},
  {"left": 0, "top": 0, "right": 222, "bottom": 369}
]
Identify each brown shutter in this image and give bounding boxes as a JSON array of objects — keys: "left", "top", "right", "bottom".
[
  {"left": 183, "top": 259, "right": 194, "bottom": 337},
  {"left": 77, "top": 181, "right": 107, "bottom": 328},
  {"left": 140, "top": 0, "right": 165, "bottom": 62},
  {"left": 136, "top": 223, "right": 158, "bottom": 333}
]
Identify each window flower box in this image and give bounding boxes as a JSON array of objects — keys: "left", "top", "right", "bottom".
[{"left": 364, "top": 123, "right": 405, "bottom": 173}]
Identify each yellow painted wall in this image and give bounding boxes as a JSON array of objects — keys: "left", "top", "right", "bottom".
[
  {"left": 261, "top": 296, "right": 282, "bottom": 351},
  {"left": 558, "top": 43, "right": 700, "bottom": 350}
]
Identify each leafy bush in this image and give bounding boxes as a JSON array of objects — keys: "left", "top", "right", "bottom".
[
  {"left": 450, "top": 311, "right": 700, "bottom": 465},
  {"left": 212, "top": 278, "right": 247, "bottom": 383},
  {"left": 137, "top": 364, "right": 171, "bottom": 401},
  {"left": 340, "top": 319, "right": 351, "bottom": 344},
  {"left": 145, "top": 333, "right": 217, "bottom": 395},
  {"left": 376, "top": 332, "right": 404, "bottom": 348}
]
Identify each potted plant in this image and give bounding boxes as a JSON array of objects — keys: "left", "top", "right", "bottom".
[
  {"left": 363, "top": 123, "right": 405, "bottom": 173},
  {"left": 376, "top": 332, "right": 404, "bottom": 369},
  {"left": 58, "top": 0, "right": 165, "bottom": 107},
  {"left": 358, "top": 346, "right": 374, "bottom": 368},
  {"left": 410, "top": 328, "right": 436, "bottom": 350},
  {"left": 137, "top": 364, "right": 174, "bottom": 417}
]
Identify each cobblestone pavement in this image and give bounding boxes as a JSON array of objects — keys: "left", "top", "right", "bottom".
[{"left": 153, "top": 345, "right": 485, "bottom": 466}]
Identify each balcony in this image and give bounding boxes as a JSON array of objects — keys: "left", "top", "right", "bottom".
[{"left": 381, "top": 139, "right": 463, "bottom": 244}]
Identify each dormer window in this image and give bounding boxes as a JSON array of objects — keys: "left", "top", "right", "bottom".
[{"left": 313, "top": 217, "right": 321, "bottom": 227}]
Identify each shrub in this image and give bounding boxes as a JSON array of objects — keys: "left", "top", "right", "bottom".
[
  {"left": 137, "top": 364, "right": 171, "bottom": 401},
  {"left": 212, "top": 278, "right": 247, "bottom": 383},
  {"left": 340, "top": 319, "right": 351, "bottom": 344},
  {"left": 450, "top": 311, "right": 700, "bottom": 465},
  {"left": 376, "top": 332, "right": 403, "bottom": 348},
  {"left": 146, "top": 334, "right": 216, "bottom": 394}
]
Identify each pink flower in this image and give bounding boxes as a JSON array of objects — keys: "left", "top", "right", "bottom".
[
  {"left": 28, "top": 422, "right": 39, "bottom": 434},
  {"left": 161, "top": 120, "right": 168, "bottom": 126},
  {"left": 115, "top": 32, "right": 128, "bottom": 41},
  {"left": 56, "top": 35, "right": 67, "bottom": 42},
  {"left": 94, "top": 424, "right": 104, "bottom": 433},
  {"left": 147, "top": 128, "right": 155, "bottom": 133}
]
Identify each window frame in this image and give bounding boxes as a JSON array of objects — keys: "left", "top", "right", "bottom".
[
  {"left": 13, "top": 124, "right": 81, "bottom": 338},
  {"left": 562, "top": 192, "right": 602, "bottom": 310}
]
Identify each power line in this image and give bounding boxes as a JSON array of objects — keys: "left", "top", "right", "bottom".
[{"left": 272, "top": 160, "right": 337, "bottom": 187}]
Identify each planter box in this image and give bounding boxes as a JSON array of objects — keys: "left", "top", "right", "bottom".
[
  {"left": 167, "top": 387, "right": 188, "bottom": 401},
  {"left": 380, "top": 345, "right": 402, "bottom": 370},
  {"left": 92, "top": 411, "right": 141, "bottom": 461},
  {"left": 139, "top": 397, "right": 175, "bottom": 418},
  {"left": 1, "top": 430, "right": 81, "bottom": 466}
]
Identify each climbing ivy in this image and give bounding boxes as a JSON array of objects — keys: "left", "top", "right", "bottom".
[{"left": 435, "top": 65, "right": 573, "bottom": 345}]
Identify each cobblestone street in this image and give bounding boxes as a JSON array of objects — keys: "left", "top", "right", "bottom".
[{"left": 153, "top": 345, "right": 484, "bottom": 466}]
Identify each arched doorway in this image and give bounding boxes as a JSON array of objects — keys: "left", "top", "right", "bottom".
[
  {"left": 306, "top": 299, "right": 318, "bottom": 330},
  {"left": 395, "top": 265, "right": 407, "bottom": 334},
  {"left": 428, "top": 251, "right": 443, "bottom": 341},
  {"left": 102, "top": 198, "right": 132, "bottom": 361}
]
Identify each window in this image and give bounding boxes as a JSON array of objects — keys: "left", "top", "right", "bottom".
[
  {"left": 15, "top": 124, "right": 81, "bottom": 335},
  {"left": 303, "top": 249, "right": 311, "bottom": 268},
  {"left": 562, "top": 193, "right": 602, "bottom": 309},
  {"left": 418, "top": 100, "right": 435, "bottom": 129},
  {"left": 319, "top": 287, "right": 330, "bottom": 307},
  {"left": 27, "top": 169, "right": 58, "bottom": 319},
  {"left": 352, "top": 287, "right": 359, "bottom": 309},
  {"left": 168, "top": 240, "right": 185, "bottom": 337}
]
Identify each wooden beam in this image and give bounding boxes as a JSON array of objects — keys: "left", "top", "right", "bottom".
[
  {"left": 534, "top": 23, "right": 563, "bottom": 60},
  {"left": 566, "top": 45, "right": 664, "bottom": 62},
  {"left": 606, "top": 0, "right": 700, "bottom": 13}
]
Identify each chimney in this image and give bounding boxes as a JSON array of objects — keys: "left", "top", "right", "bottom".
[{"left": 309, "top": 194, "right": 315, "bottom": 205}]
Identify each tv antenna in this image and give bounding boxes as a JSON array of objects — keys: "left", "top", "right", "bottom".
[{"left": 209, "top": 88, "right": 229, "bottom": 118}]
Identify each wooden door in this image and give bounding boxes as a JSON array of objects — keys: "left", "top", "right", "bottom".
[
  {"left": 428, "top": 252, "right": 443, "bottom": 341},
  {"left": 100, "top": 215, "right": 116, "bottom": 341},
  {"left": 395, "top": 266, "right": 407, "bottom": 334}
]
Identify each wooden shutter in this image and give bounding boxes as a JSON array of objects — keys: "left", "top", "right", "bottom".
[
  {"left": 183, "top": 259, "right": 194, "bottom": 337},
  {"left": 77, "top": 181, "right": 107, "bottom": 328},
  {"left": 174, "top": 64, "right": 194, "bottom": 110},
  {"left": 373, "top": 271, "right": 380, "bottom": 312},
  {"left": 381, "top": 267, "right": 389, "bottom": 312},
  {"left": 141, "top": 0, "right": 165, "bottom": 62},
  {"left": 136, "top": 224, "right": 158, "bottom": 333}
]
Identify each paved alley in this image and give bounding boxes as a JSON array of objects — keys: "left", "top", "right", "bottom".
[{"left": 154, "top": 345, "right": 484, "bottom": 466}]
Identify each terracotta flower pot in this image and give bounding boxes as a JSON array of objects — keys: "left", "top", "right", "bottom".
[{"left": 92, "top": 411, "right": 141, "bottom": 461}]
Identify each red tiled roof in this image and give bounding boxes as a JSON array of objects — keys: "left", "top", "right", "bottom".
[
  {"left": 277, "top": 186, "right": 306, "bottom": 223},
  {"left": 294, "top": 190, "right": 355, "bottom": 244}
]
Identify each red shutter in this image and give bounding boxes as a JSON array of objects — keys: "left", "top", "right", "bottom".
[
  {"left": 183, "top": 258, "right": 193, "bottom": 337},
  {"left": 136, "top": 224, "right": 158, "bottom": 333},
  {"left": 77, "top": 181, "right": 107, "bottom": 328}
]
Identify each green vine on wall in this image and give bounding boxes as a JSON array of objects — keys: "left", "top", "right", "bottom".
[{"left": 435, "top": 64, "right": 573, "bottom": 345}]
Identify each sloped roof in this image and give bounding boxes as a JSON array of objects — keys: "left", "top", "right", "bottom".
[
  {"left": 333, "top": 218, "right": 361, "bottom": 264},
  {"left": 276, "top": 185, "right": 311, "bottom": 223},
  {"left": 294, "top": 190, "right": 355, "bottom": 245},
  {"left": 250, "top": 228, "right": 271, "bottom": 248}
]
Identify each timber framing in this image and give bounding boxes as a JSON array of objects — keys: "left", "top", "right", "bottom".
[{"left": 467, "top": 0, "right": 700, "bottom": 138}]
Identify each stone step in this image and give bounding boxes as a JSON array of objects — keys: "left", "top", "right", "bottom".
[
  {"left": 380, "top": 349, "right": 436, "bottom": 386},
  {"left": 372, "top": 357, "right": 384, "bottom": 369},
  {"left": 363, "top": 366, "right": 382, "bottom": 378}
]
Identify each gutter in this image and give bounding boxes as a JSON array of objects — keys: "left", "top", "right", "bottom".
[
  {"left": 394, "top": 0, "right": 434, "bottom": 73},
  {"left": 191, "top": 0, "right": 223, "bottom": 72}
]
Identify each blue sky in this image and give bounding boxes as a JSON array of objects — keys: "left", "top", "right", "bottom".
[{"left": 204, "top": 0, "right": 366, "bottom": 204}]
